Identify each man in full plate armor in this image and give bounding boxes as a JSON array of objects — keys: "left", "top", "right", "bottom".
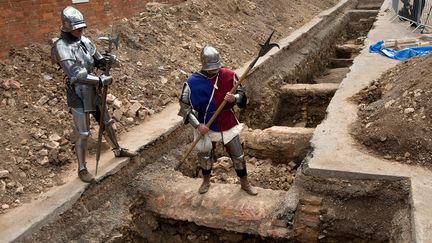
[{"left": 51, "top": 6, "right": 136, "bottom": 183}]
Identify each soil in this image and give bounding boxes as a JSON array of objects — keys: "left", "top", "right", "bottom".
[
  {"left": 351, "top": 55, "right": 432, "bottom": 167},
  {"left": 0, "top": 0, "right": 340, "bottom": 214}
]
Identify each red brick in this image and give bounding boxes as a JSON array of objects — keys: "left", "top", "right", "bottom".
[
  {"left": 271, "top": 219, "right": 288, "bottom": 227},
  {"left": 299, "top": 217, "right": 320, "bottom": 229},
  {"left": 0, "top": 0, "right": 183, "bottom": 58},
  {"left": 299, "top": 212, "right": 320, "bottom": 223},
  {"left": 299, "top": 195, "right": 322, "bottom": 206},
  {"left": 296, "top": 227, "right": 318, "bottom": 243},
  {"left": 300, "top": 205, "right": 320, "bottom": 215}
]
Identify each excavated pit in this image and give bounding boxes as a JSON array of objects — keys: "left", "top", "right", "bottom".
[{"left": 18, "top": 1, "right": 413, "bottom": 242}]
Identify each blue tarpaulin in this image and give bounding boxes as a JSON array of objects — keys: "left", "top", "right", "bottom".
[{"left": 369, "top": 40, "right": 432, "bottom": 60}]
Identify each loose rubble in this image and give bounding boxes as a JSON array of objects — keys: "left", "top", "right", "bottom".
[{"left": 352, "top": 55, "right": 432, "bottom": 167}]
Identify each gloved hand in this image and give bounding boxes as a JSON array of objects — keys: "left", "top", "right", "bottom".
[
  {"left": 99, "top": 74, "right": 113, "bottom": 86},
  {"left": 103, "top": 53, "right": 120, "bottom": 67}
]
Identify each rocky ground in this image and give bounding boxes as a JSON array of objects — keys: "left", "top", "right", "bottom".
[
  {"left": 213, "top": 156, "right": 295, "bottom": 191},
  {"left": 0, "top": 0, "right": 340, "bottom": 213},
  {"left": 352, "top": 54, "right": 432, "bottom": 167}
]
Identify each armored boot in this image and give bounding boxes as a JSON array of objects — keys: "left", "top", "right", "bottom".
[
  {"left": 114, "top": 147, "right": 138, "bottom": 157},
  {"left": 76, "top": 138, "right": 94, "bottom": 183},
  {"left": 199, "top": 174, "right": 211, "bottom": 194},
  {"left": 225, "top": 136, "right": 256, "bottom": 195},
  {"left": 240, "top": 176, "right": 258, "bottom": 196},
  {"left": 197, "top": 150, "right": 214, "bottom": 194},
  {"left": 76, "top": 140, "right": 95, "bottom": 183},
  {"left": 71, "top": 108, "right": 94, "bottom": 183},
  {"left": 102, "top": 117, "right": 138, "bottom": 158},
  {"left": 78, "top": 169, "right": 94, "bottom": 183}
]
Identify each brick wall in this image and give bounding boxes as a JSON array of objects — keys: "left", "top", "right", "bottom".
[{"left": 0, "top": 0, "right": 184, "bottom": 58}]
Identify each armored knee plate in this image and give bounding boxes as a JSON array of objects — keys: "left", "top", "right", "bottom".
[
  {"left": 232, "top": 154, "right": 246, "bottom": 171},
  {"left": 198, "top": 151, "right": 214, "bottom": 171},
  {"left": 225, "top": 136, "right": 246, "bottom": 170}
]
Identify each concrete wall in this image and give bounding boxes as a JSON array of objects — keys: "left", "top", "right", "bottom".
[{"left": 0, "top": 0, "right": 184, "bottom": 58}]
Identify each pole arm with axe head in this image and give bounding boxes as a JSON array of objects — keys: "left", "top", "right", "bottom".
[
  {"left": 98, "top": 35, "right": 120, "bottom": 74},
  {"left": 95, "top": 34, "right": 120, "bottom": 176},
  {"left": 177, "top": 31, "right": 280, "bottom": 167}
]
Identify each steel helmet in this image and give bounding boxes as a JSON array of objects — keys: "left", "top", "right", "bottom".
[
  {"left": 200, "top": 46, "right": 221, "bottom": 71},
  {"left": 61, "top": 6, "right": 87, "bottom": 32}
]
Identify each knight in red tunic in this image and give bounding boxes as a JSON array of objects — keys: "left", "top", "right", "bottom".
[{"left": 178, "top": 46, "right": 257, "bottom": 195}]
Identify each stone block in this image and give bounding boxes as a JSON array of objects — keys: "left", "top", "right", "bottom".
[
  {"left": 0, "top": 170, "right": 9, "bottom": 179},
  {"left": 107, "top": 94, "right": 116, "bottom": 104},
  {"left": 126, "top": 102, "right": 142, "bottom": 118},
  {"left": 113, "top": 99, "right": 122, "bottom": 109},
  {"left": 36, "top": 96, "right": 49, "bottom": 106},
  {"left": 113, "top": 109, "right": 123, "bottom": 122},
  {"left": 137, "top": 109, "right": 148, "bottom": 120}
]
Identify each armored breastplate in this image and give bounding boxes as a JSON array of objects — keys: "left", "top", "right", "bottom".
[
  {"left": 52, "top": 34, "right": 97, "bottom": 74},
  {"left": 72, "top": 41, "right": 95, "bottom": 73}
]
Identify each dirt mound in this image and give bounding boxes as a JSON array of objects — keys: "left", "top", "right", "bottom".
[
  {"left": 352, "top": 55, "right": 432, "bottom": 167},
  {"left": 0, "top": 0, "right": 339, "bottom": 213}
]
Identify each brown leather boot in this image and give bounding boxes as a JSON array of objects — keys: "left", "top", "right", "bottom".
[
  {"left": 240, "top": 176, "right": 258, "bottom": 195},
  {"left": 114, "top": 148, "right": 138, "bottom": 157},
  {"left": 198, "top": 174, "right": 211, "bottom": 194},
  {"left": 78, "top": 169, "right": 95, "bottom": 183}
]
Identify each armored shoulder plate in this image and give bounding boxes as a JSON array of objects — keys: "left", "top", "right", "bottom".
[
  {"left": 178, "top": 83, "right": 200, "bottom": 128},
  {"left": 51, "top": 38, "right": 75, "bottom": 64},
  {"left": 52, "top": 35, "right": 97, "bottom": 73}
]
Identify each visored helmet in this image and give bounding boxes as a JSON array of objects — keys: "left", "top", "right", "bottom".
[
  {"left": 61, "top": 6, "right": 87, "bottom": 32},
  {"left": 200, "top": 46, "right": 221, "bottom": 71}
]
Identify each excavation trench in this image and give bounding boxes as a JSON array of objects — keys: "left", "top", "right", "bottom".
[{"left": 19, "top": 1, "right": 412, "bottom": 242}]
